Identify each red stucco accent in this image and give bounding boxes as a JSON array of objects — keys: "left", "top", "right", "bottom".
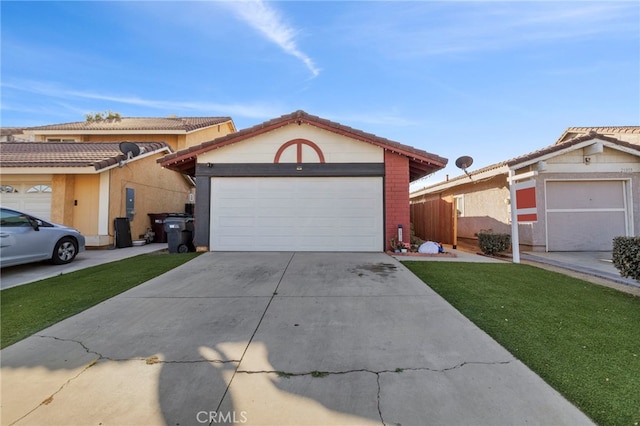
[
  {"left": 385, "top": 151, "right": 410, "bottom": 250},
  {"left": 274, "top": 139, "right": 326, "bottom": 163}
]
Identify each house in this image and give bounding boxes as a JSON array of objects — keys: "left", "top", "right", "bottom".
[
  {"left": 1, "top": 128, "right": 31, "bottom": 142},
  {"left": 158, "top": 110, "right": 447, "bottom": 252},
  {"left": 0, "top": 116, "right": 236, "bottom": 247},
  {"left": 0, "top": 141, "right": 190, "bottom": 247},
  {"left": 25, "top": 116, "right": 236, "bottom": 151},
  {"left": 410, "top": 127, "right": 640, "bottom": 252}
]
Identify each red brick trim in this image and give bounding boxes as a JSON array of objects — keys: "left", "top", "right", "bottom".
[{"left": 385, "top": 151, "right": 410, "bottom": 250}]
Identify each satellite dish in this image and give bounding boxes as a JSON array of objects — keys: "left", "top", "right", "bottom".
[
  {"left": 119, "top": 142, "right": 141, "bottom": 160},
  {"left": 455, "top": 155, "right": 474, "bottom": 180},
  {"left": 455, "top": 155, "right": 473, "bottom": 170}
]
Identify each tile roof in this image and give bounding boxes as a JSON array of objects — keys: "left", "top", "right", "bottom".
[
  {"left": 0, "top": 142, "right": 170, "bottom": 171},
  {"left": 555, "top": 126, "right": 640, "bottom": 145},
  {"left": 27, "top": 117, "right": 233, "bottom": 133},
  {"left": 159, "top": 110, "right": 448, "bottom": 181}
]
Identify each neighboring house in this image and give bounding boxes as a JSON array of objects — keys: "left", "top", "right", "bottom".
[
  {"left": 25, "top": 116, "right": 236, "bottom": 152},
  {"left": 0, "top": 116, "right": 237, "bottom": 248},
  {"left": 0, "top": 128, "right": 32, "bottom": 142},
  {"left": 0, "top": 141, "right": 192, "bottom": 247},
  {"left": 410, "top": 127, "right": 640, "bottom": 252},
  {"left": 158, "top": 110, "right": 447, "bottom": 252}
]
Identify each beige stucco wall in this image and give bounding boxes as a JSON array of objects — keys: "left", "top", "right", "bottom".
[
  {"left": 183, "top": 123, "right": 235, "bottom": 150},
  {"left": 198, "top": 123, "right": 384, "bottom": 164},
  {"left": 424, "top": 175, "right": 511, "bottom": 241},
  {"left": 108, "top": 154, "right": 193, "bottom": 244}
]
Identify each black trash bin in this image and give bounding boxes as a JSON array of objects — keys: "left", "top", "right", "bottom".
[{"left": 164, "top": 217, "right": 195, "bottom": 253}]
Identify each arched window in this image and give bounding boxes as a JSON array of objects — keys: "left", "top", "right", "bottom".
[
  {"left": 0, "top": 185, "right": 17, "bottom": 193},
  {"left": 26, "top": 185, "right": 52, "bottom": 193}
]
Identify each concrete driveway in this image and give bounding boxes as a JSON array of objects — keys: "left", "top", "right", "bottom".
[{"left": 1, "top": 252, "right": 592, "bottom": 426}]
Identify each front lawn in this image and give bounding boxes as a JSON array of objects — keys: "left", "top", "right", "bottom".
[
  {"left": 403, "top": 261, "right": 640, "bottom": 426},
  {"left": 1, "top": 252, "right": 200, "bottom": 349}
]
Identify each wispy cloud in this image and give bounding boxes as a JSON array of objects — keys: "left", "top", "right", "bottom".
[
  {"left": 222, "top": 0, "right": 320, "bottom": 77},
  {"left": 341, "top": 2, "right": 638, "bottom": 57},
  {"left": 1, "top": 80, "right": 281, "bottom": 120}
]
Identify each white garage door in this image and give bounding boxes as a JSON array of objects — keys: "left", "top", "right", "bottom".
[
  {"left": 210, "top": 177, "right": 383, "bottom": 252},
  {"left": 1, "top": 182, "right": 52, "bottom": 220},
  {"left": 546, "top": 180, "right": 628, "bottom": 251}
]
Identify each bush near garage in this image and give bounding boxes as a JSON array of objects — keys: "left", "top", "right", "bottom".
[
  {"left": 477, "top": 230, "right": 511, "bottom": 255},
  {"left": 613, "top": 236, "right": 640, "bottom": 281}
]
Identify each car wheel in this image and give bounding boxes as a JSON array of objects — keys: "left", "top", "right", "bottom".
[{"left": 52, "top": 237, "right": 78, "bottom": 264}]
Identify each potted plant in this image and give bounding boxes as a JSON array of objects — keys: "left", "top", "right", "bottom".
[{"left": 390, "top": 238, "right": 408, "bottom": 253}]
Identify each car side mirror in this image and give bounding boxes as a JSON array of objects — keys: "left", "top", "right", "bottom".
[{"left": 28, "top": 217, "right": 40, "bottom": 231}]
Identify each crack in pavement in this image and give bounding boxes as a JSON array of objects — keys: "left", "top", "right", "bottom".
[
  {"left": 15, "top": 335, "right": 237, "bottom": 425},
  {"left": 235, "top": 359, "right": 513, "bottom": 377},
  {"left": 235, "top": 360, "right": 514, "bottom": 426},
  {"left": 8, "top": 357, "right": 98, "bottom": 426},
  {"left": 36, "top": 335, "right": 240, "bottom": 364}
]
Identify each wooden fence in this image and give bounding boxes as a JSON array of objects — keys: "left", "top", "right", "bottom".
[{"left": 410, "top": 198, "right": 454, "bottom": 245}]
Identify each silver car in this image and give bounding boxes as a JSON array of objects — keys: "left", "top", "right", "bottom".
[{"left": 0, "top": 207, "right": 86, "bottom": 268}]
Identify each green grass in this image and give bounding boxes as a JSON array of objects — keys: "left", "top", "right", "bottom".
[
  {"left": 403, "top": 261, "right": 640, "bottom": 426},
  {"left": 1, "top": 252, "right": 200, "bottom": 349}
]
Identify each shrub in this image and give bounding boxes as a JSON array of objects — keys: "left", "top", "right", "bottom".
[
  {"left": 612, "top": 236, "right": 640, "bottom": 281},
  {"left": 477, "top": 231, "right": 511, "bottom": 255}
]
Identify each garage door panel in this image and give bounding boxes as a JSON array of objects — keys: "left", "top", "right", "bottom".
[
  {"left": 210, "top": 177, "right": 383, "bottom": 252},
  {"left": 547, "top": 211, "right": 626, "bottom": 251},
  {"left": 547, "top": 181, "right": 624, "bottom": 209},
  {"left": 546, "top": 180, "right": 629, "bottom": 252}
]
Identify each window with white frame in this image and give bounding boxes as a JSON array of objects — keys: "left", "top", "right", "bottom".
[{"left": 453, "top": 194, "right": 465, "bottom": 217}]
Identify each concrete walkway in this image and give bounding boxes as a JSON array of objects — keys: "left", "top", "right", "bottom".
[
  {"left": 1, "top": 243, "right": 168, "bottom": 290},
  {"left": 522, "top": 250, "right": 639, "bottom": 289},
  {"left": 1, "top": 252, "right": 593, "bottom": 426}
]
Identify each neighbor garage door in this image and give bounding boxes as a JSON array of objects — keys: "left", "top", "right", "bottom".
[
  {"left": 0, "top": 181, "right": 52, "bottom": 220},
  {"left": 210, "top": 177, "right": 383, "bottom": 251},
  {"left": 546, "top": 180, "right": 628, "bottom": 251}
]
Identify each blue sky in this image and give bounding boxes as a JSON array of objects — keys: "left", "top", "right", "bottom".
[{"left": 1, "top": 1, "right": 638, "bottom": 188}]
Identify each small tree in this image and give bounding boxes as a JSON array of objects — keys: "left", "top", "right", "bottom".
[{"left": 85, "top": 110, "right": 121, "bottom": 122}]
